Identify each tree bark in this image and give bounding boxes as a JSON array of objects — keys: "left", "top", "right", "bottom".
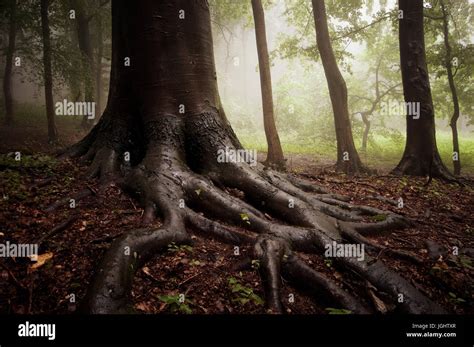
[
  {"left": 95, "top": 17, "right": 103, "bottom": 121},
  {"left": 40, "top": 0, "right": 58, "bottom": 143},
  {"left": 440, "top": 0, "right": 461, "bottom": 176},
  {"left": 392, "top": 0, "right": 451, "bottom": 179},
  {"left": 251, "top": 0, "right": 285, "bottom": 169},
  {"left": 361, "top": 112, "right": 370, "bottom": 152},
  {"left": 311, "top": 0, "right": 366, "bottom": 174},
  {"left": 3, "top": 0, "right": 17, "bottom": 126},
  {"left": 74, "top": 0, "right": 95, "bottom": 128}
]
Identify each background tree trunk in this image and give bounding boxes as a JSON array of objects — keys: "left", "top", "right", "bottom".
[
  {"left": 74, "top": 0, "right": 95, "bottom": 128},
  {"left": 40, "top": 0, "right": 58, "bottom": 143},
  {"left": 440, "top": 0, "right": 461, "bottom": 176},
  {"left": 3, "top": 0, "right": 17, "bottom": 126},
  {"left": 392, "top": 0, "right": 451, "bottom": 179},
  {"left": 251, "top": 0, "right": 285, "bottom": 169},
  {"left": 361, "top": 112, "right": 370, "bottom": 152},
  {"left": 95, "top": 17, "right": 103, "bottom": 121},
  {"left": 311, "top": 0, "right": 366, "bottom": 174}
]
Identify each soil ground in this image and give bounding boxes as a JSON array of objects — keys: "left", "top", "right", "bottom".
[{"left": 0, "top": 120, "right": 473, "bottom": 314}]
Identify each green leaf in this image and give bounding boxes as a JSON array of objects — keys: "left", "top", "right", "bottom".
[
  {"left": 325, "top": 307, "right": 352, "bottom": 315},
  {"left": 157, "top": 294, "right": 180, "bottom": 305},
  {"left": 372, "top": 214, "right": 387, "bottom": 222}
]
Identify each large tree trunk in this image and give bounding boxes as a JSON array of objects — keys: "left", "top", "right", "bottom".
[
  {"left": 392, "top": 0, "right": 452, "bottom": 179},
  {"left": 251, "top": 0, "right": 285, "bottom": 169},
  {"left": 440, "top": 0, "right": 461, "bottom": 176},
  {"left": 63, "top": 0, "right": 444, "bottom": 315},
  {"left": 40, "top": 0, "right": 58, "bottom": 143},
  {"left": 3, "top": 0, "right": 17, "bottom": 126},
  {"left": 311, "top": 0, "right": 366, "bottom": 174}
]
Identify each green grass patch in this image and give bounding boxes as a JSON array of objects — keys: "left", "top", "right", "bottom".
[{"left": 236, "top": 129, "right": 474, "bottom": 174}]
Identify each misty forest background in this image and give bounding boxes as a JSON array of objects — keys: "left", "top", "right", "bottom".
[
  {"left": 0, "top": 0, "right": 473, "bottom": 174},
  {"left": 0, "top": 0, "right": 473, "bottom": 315}
]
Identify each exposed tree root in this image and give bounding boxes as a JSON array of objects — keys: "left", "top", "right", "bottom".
[
  {"left": 37, "top": 214, "right": 79, "bottom": 248},
  {"left": 51, "top": 112, "right": 447, "bottom": 315},
  {"left": 282, "top": 254, "right": 371, "bottom": 314},
  {"left": 392, "top": 154, "right": 457, "bottom": 183},
  {"left": 254, "top": 236, "right": 288, "bottom": 313},
  {"left": 44, "top": 188, "right": 93, "bottom": 212}
]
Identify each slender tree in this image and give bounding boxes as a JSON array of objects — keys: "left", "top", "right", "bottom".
[
  {"left": 40, "top": 0, "right": 58, "bottom": 143},
  {"left": 251, "top": 0, "right": 285, "bottom": 169},
  {"left": 392, "top": 0, "right": 452, "bottom": 179},
  {"left": 95, "top": 17, "right": 103, "bottom": 119},
  {"left": 3, "top": 0, "right": 17, "bottom": 125},
  {"left": 440, "top": 0, "right": 461, "bottom": 175},
  {"left": 311, "top": 0, "right": 366, "bottom": 174},
  {"left": 61, "top": 0, "right": 443, "bottom": 315},
  {"left": 353, "top": 57, "right": 401, "bottom": 153},
  {"left": 73, "top": 0, "right": 95, "bottom": 128}
]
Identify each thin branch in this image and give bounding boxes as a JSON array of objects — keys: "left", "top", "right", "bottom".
[
  {"left": 332, "top": 12, "right": 393, "bottom": 41},
  {"left": 423, "top": 14, "right": 444, "bottom": 20}
]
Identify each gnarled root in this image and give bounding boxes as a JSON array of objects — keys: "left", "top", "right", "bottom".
[{"left": 57, "top": 112, "right": 446, "bottom": 314}]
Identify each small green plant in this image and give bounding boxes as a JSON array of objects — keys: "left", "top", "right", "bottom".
[
  {"left": 157, "top": 294, "right": 193, "bottom": 314},
  {"left": 448, "top": 292, "right": 466, "bottom": 304},
  {"left": 240, "top": 213, "right": 251, "bottom": 225},
  {"left": 167, "top": 242, "right": 193, "bottom": 253},
  {"left": 0, "top": 170, "right": 28, "bottom": 201},
  {"left": 325, "top": 307, "right": 352, "bottom": 314},
  {"left": 324, "top": 259, "right": 333, "bottom": 267},
  {"left": 228, "top": 277, "right": 263, "bottom": 306},
  {"left": 458, "top": 255, "right": 473, "bottom": 270},
  {"left": 189, "top": 259, "right": 201, "bottom": 266},
  {"left": 251, "top": 259, "right": 260, "bottom": 270},
  {"left": 0, "top": 154, "right": 57, "bottom": 172},
  {"left": 371, "top": 214, "right": 387, "bottom": 222}
]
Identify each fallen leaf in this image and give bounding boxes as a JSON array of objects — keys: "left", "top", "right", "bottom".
[
  {"left": 30, "top": 252, "right": 54, "bottom": 270},
  {"left": 135, "top": 302, "right": 151, "bottom": 312},
  {"left": 368, "top": 289, "right": 388, "bottom": 314},
  {"left": 79, "top": 221, "right": 87, "bottom": 231}
]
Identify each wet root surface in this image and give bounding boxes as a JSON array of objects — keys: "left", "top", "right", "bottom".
[{"left": 1, "top": 155, "right": 472, "bottom": 314}]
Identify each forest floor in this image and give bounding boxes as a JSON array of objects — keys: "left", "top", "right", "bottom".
[{"left": 0, "top": 119, "right": 473, "bottom": 314}]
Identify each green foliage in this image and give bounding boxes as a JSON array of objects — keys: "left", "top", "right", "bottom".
[
  {"left": 0, "top": 170, "right": 27, "bottom": 201},
  {"left": 8, "top": 0, "right": 111, "bottom": 100},
  {"left": 228, "top": 277, "right": 264, "bottom": 306},
  {"left": 325, "top": 307, "right": 352, "bottom": 314},
  {"left": 239, "top": 213, "right": 251, "bottom": 225},
  {"left": 157, "top": 294, "right": 193, "bottom": 314},
  {"left": 210, "top": 0, "right": 252, "bottom": 27},
  {"left": 236, "top": 130, "right": 474, "bottom": 174},
  {"left": 447, "top": 292, "right": 466, "bottom": 304},
  {"left": 0, "top": 153, "right": 56, "bottom": 202},
  {"left": 274, "top": 0, "right": 395, "bottom": 68},
  {"left": 0, "top": 153, "right": 57, "bottom": 171},
  {"left": 251, "top": 259, "right": 260, "bottom": 270},
  {"left": 167, "top": 242, "right": 193, "bottom": 253},
  {"left": 324, "top": 259, "right": 333, "bottom": 267},
  {"left": 371, "top": 214, "right": 387, "bottom": 222},
  {"left": 189, "top": 259, "right": 201, "bottom": 266},
  {"left": 424, "top": 0, "right": 474, "bottom": 125}
]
